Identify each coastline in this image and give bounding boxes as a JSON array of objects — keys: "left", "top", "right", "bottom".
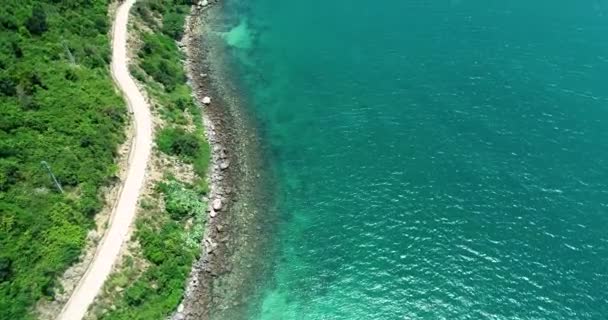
[
  {"left": 174, "top": 3, "right": 235, "bottom": 318},
  {"left": 176, "top": 2, "right": 276, "bottom": 319},
  {"left": 84, "top": 1, "right": 216, "bottom": 318}
]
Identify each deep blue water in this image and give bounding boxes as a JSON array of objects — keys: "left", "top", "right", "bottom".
[{"left": 208, "top": 1, "right": 608, "bottom": 319}]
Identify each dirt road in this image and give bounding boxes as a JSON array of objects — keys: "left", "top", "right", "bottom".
[{"left": 57, "top": 0, "right": 152, "bottom": 318}]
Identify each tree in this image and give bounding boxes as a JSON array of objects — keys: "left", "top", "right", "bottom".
[
  {"left": 0, "top": 257, "right": 11, "bottom": 282},
  {"left": 162, "top": 12, "right": 185, "bottom": 40},
  {"left": 0, "top": 74, "right": 16, "bottom": 97},
  {"left": 26, "top": 4, "right": 48, "bottom": 36},
  {"left": 171, "top": 132, "right": 199, "bottom": 157}
]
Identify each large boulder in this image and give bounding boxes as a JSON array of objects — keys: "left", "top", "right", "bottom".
[
  {"left": 212, "top": 198, "right": 223, "bottom": 211},
  {"left": 220, "top": 160, "right": 230, "bottom": 170}
]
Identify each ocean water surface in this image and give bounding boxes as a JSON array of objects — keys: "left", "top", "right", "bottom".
[{"left": 206, "top": 0, "right": 608, "bottom": 319}]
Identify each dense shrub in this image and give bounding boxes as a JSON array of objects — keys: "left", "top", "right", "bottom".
[
  {"left": 138, "top": 33, "right": 185, "bottom": 91},
  {"left": 25, "top": 4, "right": 48, "bottom": 36},
  {"left": 0, "top": 0, "right": 125, "bottom": 319},
  {"left": 162, "top": 12, "right": 186, "bottom": 40},
  {"left": 0, "top": 257, "right": 11, "bottom": 282},
  {"left": 160, "top": 180, "right": 206, "bottom": 220},
  {"left": 156, "top": 127, "right": 200, "bottom": 159},
  {"left": 156, "top": 125, "right": 210, "bottom": 179}
]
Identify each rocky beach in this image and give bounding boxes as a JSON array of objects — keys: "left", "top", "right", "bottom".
[{"left": 173, "top": 2, "right": 276, "bottom": 319}]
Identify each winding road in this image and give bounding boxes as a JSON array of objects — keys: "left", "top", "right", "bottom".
[{"left": 58, "top": 0, "right": 152, "bottom": 318}]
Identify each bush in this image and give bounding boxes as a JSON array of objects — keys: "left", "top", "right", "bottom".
[
  {"left": 156, "top": 127, "right": 200, "bottom": 159},
  {"left": 162, "top": 12, "right": 185, "bottom": 40},
  {"left": 0, "top": 257, "right": 11, "bottom": 282},
  {"left": 0, "top": 73, "right": 16, "bottom": 96},
  {"left": 125, "top": 282, "right": 151, "bottom": 306},
  {"left": 137, "top": 30, "right": 186, "bottom": 92},
  {"left": 25, "top": 4, "right": 48, "bottom": 36},
  {"left": 160, "top": 180, "right": 206, "bottom": 220}
]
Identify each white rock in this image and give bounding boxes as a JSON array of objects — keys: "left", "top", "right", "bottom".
[
  {"left": 210, "top": 210, "right": 217, "bottom": 218},
  {"left": 201, "top": 0, "right": 209, "bottom": 6},
  {"left": 177, "top": 304, "right": 184, "bottom": 313},
  {"left": 202, "top": 96, "right": 212, "bottom": 105},
  {"left": 213, "top": 198, "right": 223, "bottom": 211},
  {"left": 220, "top": 161, "right": 230, "bottom": 170},
  {"left": 204, "top": 237, "right": 217, "bottom": 254}
]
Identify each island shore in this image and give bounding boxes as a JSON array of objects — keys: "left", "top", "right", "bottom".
[{"left": 175, "top": 2, "right": 276, "bottom": 319}]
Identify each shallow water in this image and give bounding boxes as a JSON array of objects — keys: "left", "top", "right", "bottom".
[{"left": 205, "top": 1, "right": 608, "bottom": 319}]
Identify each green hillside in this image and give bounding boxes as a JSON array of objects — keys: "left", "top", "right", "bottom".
[{"left": 0, "top": 0, "right": 126, "bottom": 318}]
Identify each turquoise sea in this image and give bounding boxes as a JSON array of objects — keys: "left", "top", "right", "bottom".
[{"left": 206, "top": 1, "right": 608, "bottom": 319}]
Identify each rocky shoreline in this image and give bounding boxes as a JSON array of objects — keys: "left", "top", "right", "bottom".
[
  {"left": 172, "top": 2, "right": 272, "bottom": 319},
  {"left": 171, "top": 2, "right": 230, "bottom": 319}
]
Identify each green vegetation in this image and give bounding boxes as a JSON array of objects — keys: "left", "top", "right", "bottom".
[
  {"left": 134, "top": 0, "right": 210, "bottom": 180},
  {"left": 157, "top": 126, "right": 210, "bottom": 178},
  {"left": 157, "top": 127, "right": 200, "bottom": 160},
  {"left": 138, "top": 32, "right": 186, "bottom": 92},
  {"left": 0, "top": 1, "right": 125, "bottom": 319},
  {"left": 94, "top": 1, "right": 211, "bottom": 319},
  {"left": 100, "top": 179, "right": 205, "bottom": 319}
]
